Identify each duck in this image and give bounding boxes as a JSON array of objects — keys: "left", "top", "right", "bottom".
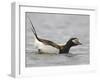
[{"left": 28, "top": 17, "right": 82, "bottom": 54}]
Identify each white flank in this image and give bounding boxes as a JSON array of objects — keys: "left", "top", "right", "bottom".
[{"left": 34, "top": 39, "right": 59, "bottom": 54}]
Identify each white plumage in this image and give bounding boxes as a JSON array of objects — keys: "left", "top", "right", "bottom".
[{"left": 34, "top": 38, "right": 59, "bottom": 54}]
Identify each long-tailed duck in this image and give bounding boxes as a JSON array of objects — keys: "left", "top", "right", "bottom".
[{"left": 28, "top": 17, "right": 82, "bottom": 54}]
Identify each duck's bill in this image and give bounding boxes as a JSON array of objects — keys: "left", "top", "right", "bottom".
[{"left": 78, "top": 42, "right": 82, "bottom": 45}]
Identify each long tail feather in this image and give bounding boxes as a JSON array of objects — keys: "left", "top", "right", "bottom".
[{"left": 27, "top": 16, "right": 39, "bottom": 40}]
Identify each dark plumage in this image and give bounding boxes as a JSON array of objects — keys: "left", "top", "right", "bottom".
[{"left": 59, "top": 38, "right": 82, "bottom": 53}]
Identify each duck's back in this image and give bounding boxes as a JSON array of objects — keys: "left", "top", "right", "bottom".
[{"left": 34, "top": 38, "right": 61, "bottom": 54}]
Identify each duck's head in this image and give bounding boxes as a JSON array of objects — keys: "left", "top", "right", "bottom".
[
  {"left": 67, "top": 38, "right": 82, "bottom": 47},
  {"left": 60, "top": 38, "right": 82, "bottom": 53}
]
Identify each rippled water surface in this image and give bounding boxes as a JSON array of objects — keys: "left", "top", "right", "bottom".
[{"left": 25, "top": 13, "right": 90, "bottom": 67}]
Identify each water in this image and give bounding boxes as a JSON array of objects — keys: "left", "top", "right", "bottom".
[{"left": 25, "top": 13, "right": 90, "bottom": 67}]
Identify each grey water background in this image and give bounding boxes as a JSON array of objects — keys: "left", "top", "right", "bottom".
[{"left": 25, "top": 12, "right": 90, "bottom": 67}]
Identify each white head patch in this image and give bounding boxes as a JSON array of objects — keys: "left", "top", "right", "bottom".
[{"left": 72, "top": 38, "right": 79, "bottom": 44}]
